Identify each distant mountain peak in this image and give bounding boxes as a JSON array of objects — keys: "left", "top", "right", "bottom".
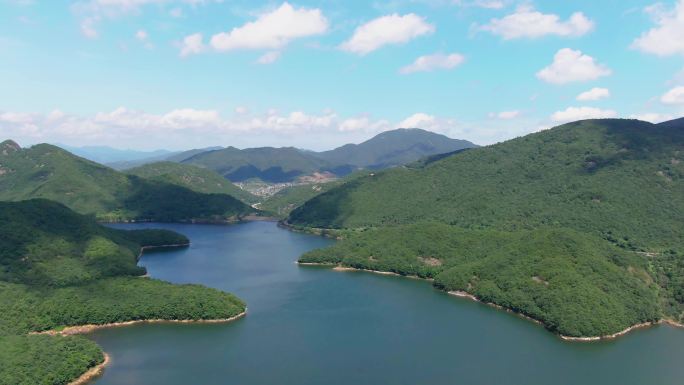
[{"left": 1, "top": 139, "right": 21, "bottom": 155}]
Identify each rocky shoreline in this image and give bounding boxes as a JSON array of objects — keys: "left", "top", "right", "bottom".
[
  {"left": 35, "top": 311, "right": 247, "bottom": 336},
  {"left": 299, "top": 262, "right": 683, "bottom": 342}
]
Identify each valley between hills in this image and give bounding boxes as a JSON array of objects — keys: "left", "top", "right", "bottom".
[{"left": 1, "top": 119, "right": 683, "bottom": 384}]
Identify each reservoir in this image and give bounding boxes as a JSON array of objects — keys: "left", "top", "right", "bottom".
[{"left": 93, "top": 221, "right": 684, "bottom": 385}]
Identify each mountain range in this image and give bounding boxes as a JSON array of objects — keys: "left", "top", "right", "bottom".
[{"left": 101, "top": 128, "right": 477, "bottom": 183}]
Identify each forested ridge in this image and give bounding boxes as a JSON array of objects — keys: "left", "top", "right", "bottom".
[
  {"left": 0, "top": 200, "right": 245, "bottom": 385},
  {"left": 0, "top": 141, "right": 255, "bottom": 222},
  {"left": 292, "top": 119, "right": 684, "bottom": 337}
]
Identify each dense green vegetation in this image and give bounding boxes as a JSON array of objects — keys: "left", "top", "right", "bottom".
[
  {"left": 0, "top": 334, "right": 103, "bottom": 385},
  {"left": 183, "top": 146, "right": 332, "bottom": 183},
  {"left": 127, "top": 161, "right": 257, "bottom": 204},
  {"left": 314, "top": 128, "right": 476, "bottom": 169},
  {"left": 300, "top": 224, "right": 661, "bottom": 337},
  {"left": 0, "top": 141, "right": 255, "bottom": 221},
  {"left": 177, "top": 128, "right": 475, "bottom": 183},
  {"left": 0, "top": 200, "right": 246, "bottom": 384},
  {"left": 292, "top": 119, "right": 684, "bottom": 335}
]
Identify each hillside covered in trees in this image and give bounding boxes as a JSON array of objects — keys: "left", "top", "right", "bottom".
[
  {"left": 291, "top": 119, "right": 684, "bottom": 337},
  {"left": 126, "top": 161, "right": 258, "bottom": 204},
  {"left": 0, "top": 141, "right": 255, "bottom": 222},
  {"left": 0, "top": 200, "right": 246, "bottom": 385}
]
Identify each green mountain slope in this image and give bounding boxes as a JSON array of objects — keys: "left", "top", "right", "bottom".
[
  {"left": 172, "top": 129, "right": 476, "bottom": 183},
  {"left": 290, "top": 119, "right": 684, "bottom": 336},
  {"left": 0, "top": 199, "right": 245, "bottom": 384},
  {"left": 289, "top": 119, "right": 683, "bottom": 249},
  {"left": 182, "top": 146, "right": 332, "bottom": 183},
  {"left": 315, "top": 128, "right": 477, "bottom": 168},
  {"left": 0, "top": 141, "right": 255, "bottom": 221},
  {"left": 301, "top": 224, "right": 660, "bottom": 337},
  {"left": 127, "top": 161, "right": 257, "bottom": 204}
]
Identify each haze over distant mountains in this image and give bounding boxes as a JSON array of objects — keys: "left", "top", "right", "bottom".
[{"left": 86, "top": 128, "right": 477, "bottom": 183}]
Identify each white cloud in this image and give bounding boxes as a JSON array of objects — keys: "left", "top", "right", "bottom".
[
  {"left": 629, "top": 113, "right": 674, "bottom": 123},
  {"left": 399, "top": 52, "right": 464, "bottom": 74},
  {"left": 80, "top": 17, "right": 100, "bottom": 39},
  {"left": 179, "top": 33, "right": 204, "bottom": 57},
  {"left": 397, "top": 112, "right": 458, "bottom": 134},
  {"left": 576, "top": 87, "right": 610, "bottom": 101},
  {"left": 661, "top": 86, "right": 684, "bottom": 104},
  {"left": 72, "top": 0, "right": 217, "bottom": 39},
  {"left": 340, "top": 13, "right": 435, "bottom": 55},
  {"left": 338, "top": 116, "right": 391, "bottom": 132},
  {"left": 256, "top": 51, "right": 281, "bottom": 64},
  {"left": 479, "top": 5, "right": 594, "bottom": 39},
  {"left": 399, "top": 112, "right": 435, "bottom": 128},
  {"left": 454, "top": 0, "right": 506, "bottom": 9},
  {"left": 208, "top": 2, "right": 328, "bottom": 52},
  {"left": 135, "top": 29, "right": 148, "bottom": 40},
  {"left": 169, "top": 7, "right": 183, "bottom": 18},
  {"left": 551, "top": 106, "right": 617, "bottom": 123},
  {"left": 537, "top": 48, "right": 611, "bottom": 85},
  {"left": 631, "top": 1, "right": 684, "bottom": 56},
  {"left": 491, "top": 110, "right": 520, "bottom": 119}
]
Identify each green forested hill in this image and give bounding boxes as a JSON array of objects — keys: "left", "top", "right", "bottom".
[
  {"left": 314, "top": 128, "right": 477, "bottom": 168},
  {"left": 127, "top": 161, "right": 257, "bottom": 204},
  {"left": 182, "top": 146, "right": 333, "bottom": 183},
  {"left": 0, "top": 141, "right": 255, "bottom": 221},
  {"left": 175, "top": 129, "right": 476, "bottom": 183},
  {"left": 291, "top": 119, "right": 684, "bottom": 336},
  {"left": 290, "top": 119, "right": 683, "bottom": 250},
  {"left": 0, "top": 199, "right": 246, "bottom": 384}
]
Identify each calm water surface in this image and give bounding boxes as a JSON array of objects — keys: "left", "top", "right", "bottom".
[{"left": 94, "top": 222, "right": 684, "bottom": 385}]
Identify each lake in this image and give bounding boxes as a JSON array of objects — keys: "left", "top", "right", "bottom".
[{"left": 94, "top": 221, "right": 684, "bottom": 385}]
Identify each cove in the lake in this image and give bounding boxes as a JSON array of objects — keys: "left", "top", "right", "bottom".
[{"left": 93, "top": 222, "right": 684, "bottom": 385}]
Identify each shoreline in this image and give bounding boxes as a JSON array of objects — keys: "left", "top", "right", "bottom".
[
  {"left": 299, "top": 262, "right": 433, "bottom": 281},
  {"left": 138, "top": 243, "right": 190, "bottom": 259},
  {"left": 34, "top": 311, "right": 247, "bottom": 336},
  {"left": 278, "top": 221, "right": 343, "bottom": 239},
  {"left": 68, "top": 353, "right": 110, "bottom": 385},
  {"left": 300, "top": 263, "right": 683, "bottom": 342}
]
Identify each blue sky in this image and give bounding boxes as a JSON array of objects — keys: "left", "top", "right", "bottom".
[{"left": 1, "top": 0, "right": 684, "bottom": 150}]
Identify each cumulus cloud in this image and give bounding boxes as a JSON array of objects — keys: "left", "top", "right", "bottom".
[
  {"left": 399, "top": 52, "right": 464, "bottom": 74},
  {"left": 490, "top": 110, "right": 520, "bottom": 119},
  {"left": 135, "top": 29, "right": 148, "bottom": 40},
  {"left": 0, "top": 107, "right": 406, "bottom": 148},
  {"left": 72, "top": 0, "right": 218, "bottom": 39},
  {"left": 207, "top": 2, "right": 328, "bottom": 52},
  {"left": 397, "top": 112, "right": 458, "bottom": 134},
  {"left": 550, "top": 106, "right": 617, "bottom": 123},
  {"left": 454, "top": 0, "right": 507, "bottom": 9},
  {"left": 537, "top": 48, "right": 611, "bottom": 85},
  {"left": 629, "top": 113, "right": 674, "bottom": 123},
  {"left": 479, "top": 5, "right": 594, "bottom": 39},
  {"left": 340, "top": 13, "right": 435, "bottom": 55},
  {"left": 256, "top": 51, "right": 281, "bottom": 64},
  {"left": 631, "top": 1, "right": 684, "bottom": 56},
  {"left": 338, "top": 116, "right": 391, "bottom": 132},
  {"left": 179, "top": 33, "right": 204, "bottom": 57},
  {"left": 661, "top": 86, "right": 684, "bottom": 104},
  {"left": 576, "top": 87, "right": 610, "bottom": 101}
]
